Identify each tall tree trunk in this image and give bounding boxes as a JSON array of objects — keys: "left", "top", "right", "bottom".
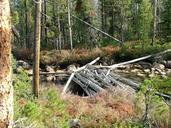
[
  {"left": 68, "top": 0, "right": 73, "bottom": 50},
  {"left": 57, "top": 6, "right": 62, "bottom": 50},
  {"left": 25, "top": 0, "right": 30, "bottom": 48},
  {"left": 152, "top": 0, "right": 157, "bottom": 45},
  {"left": 41, "top": 0, "right": 47, "bottom": 47},
  {"left": 33, "top": 0, "right": 42, "bottom": 97},
  {"left": 44, "top": 0, "right": 47, "bottom": 45},
  {"left": 0, "top": 0, "right": 13, "bottom": 127}
]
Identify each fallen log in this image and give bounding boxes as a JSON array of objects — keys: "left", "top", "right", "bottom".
[
  {"left": 72, "top": 77, "right": 90, "bottom": 96},
  {"left": 95, "top": 49, "right": 171, "bottom": 71},
  {"left": 75, "top": 73, "right": 105, "bottom": 92},
  {"left": 28, "top": 71, "right": 71, "bottom": 76}
]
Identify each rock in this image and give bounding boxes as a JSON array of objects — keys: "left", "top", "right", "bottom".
[
  {"left": 149, "top": 73, "right": 155, "bottom": 78},
  {"left": 67, "top": 65, "right": 77, "bottom": 72},
  {"left": 160, "top": 72, "right": 166, "bottom": 75},
  {"left": 153, "top": 63, "right": 165, "bottom": 70},
  {"left": 131, "top": 69, "right": 140, "bottom": 73},
  {"left": 137, "top": 72, "right": 146, "bottom": 77},
  {"left": 144, "top": 69, "right": 150, "bottom": 74},
  {"left": 69, "top": 119, "right": 81, "bottom": 128},
  {"left": 15, "top": 66, "right": 23, "bottom": 73},
  {"left": 166, "top": 69, "right": 171, "bottom": 76},
  {"left": 133, "top": 64, "right": 142, "bottom": 69},
  {"left": 45, "top": 65, "right": 55, "bottom": 73},
  {"left": 17, "top": 60, "right": 30, "bottom": 69},
  {"left": 46, "top": 75, "right": 56, "bottom": 81},
  {"left": 154, "top": 71, "right": 160, "bottom": 75},
  {"left": 165, "top": 61, "right": 171, "bottom": 69}
]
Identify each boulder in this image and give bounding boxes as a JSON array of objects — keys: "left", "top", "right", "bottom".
[
  {"left": 17, "top": 60, "right": 30, "bottom": 69},
  {"left": 67, "top": 65, "right": 77, "bottom": 72},
  {"left": 131, "top": 69, "right": 140, "bottom": 73},
  {"left": 137, "top": 72, "right": 146, "bottom": 77},
  {"left": 45, "top": 65, "right": 55, "bottom": 73},
  {"left": 165, "top": 61, "right": 171, "bottom": 69},
  {"left": 69, "top": 119, "right": 81, "bottom": 128},
  {"left": 15, "top": 66, "right": 23, "bottom": 73},
  {"left": 149, "top": 73, "right": 155, "bottom": 78},
  {"left": 153, "top": 63, "right": 165, "bottom": 70},
  {"left": 133, "top": 64, "right": 143, "bottom": 69},
  {"left": 46, "top": 75, "right": 56, "bottom": 81},
  {"left": 166, "top": 69, "right": 171, "bottom": 76},
  {"left": 143, "top": 69, "right": 150, "bottom": 74}
]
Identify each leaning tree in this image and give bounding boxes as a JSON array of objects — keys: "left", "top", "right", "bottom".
[{"left": 0, "top": 0, "right": 13, "bottom": 127}]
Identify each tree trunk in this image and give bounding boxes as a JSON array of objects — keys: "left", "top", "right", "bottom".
[
  {"left": 152, "top": 0, "right": 157, "bottom": 45},
  {"left": 33, "top": 0, "right": 42, "bottom": 97},
  {"left": 25, "top": 0, "right": 30, "bottom": 48},
  {"left": 67, "top": 0, "right": 73, "bottom": 50},
  {"left": 57, "top": 6, "right": 62, "bottom": 51},
  {"left": 0, "top": 0, "right": 13, "bottom": 127}
]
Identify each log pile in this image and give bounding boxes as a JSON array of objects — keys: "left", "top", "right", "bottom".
[
  {"left": 62, "top": 58, "right": 139, "bottom": 96},
  {"left": 62, "top": 54, "right": 171, "bottom": 99}
]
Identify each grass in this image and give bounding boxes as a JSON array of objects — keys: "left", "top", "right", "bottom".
[{"left": 13, "top": 70, "right": 171, "bottom": 128}]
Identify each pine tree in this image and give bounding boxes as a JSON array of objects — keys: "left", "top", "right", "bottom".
[{"left": 138, "top": 0, "right": 152, "bottom": 42}]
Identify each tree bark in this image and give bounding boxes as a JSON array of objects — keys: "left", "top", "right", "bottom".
[
  {"left": 0, "top": 0, "right": 13, "bottom": 127},
  {"left": 33, "top": 0, "right": 42, "bottom": 97}
]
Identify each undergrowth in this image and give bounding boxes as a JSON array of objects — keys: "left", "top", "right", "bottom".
[{"left": 13, "top": 59, "right": 171, "bottom": 127}]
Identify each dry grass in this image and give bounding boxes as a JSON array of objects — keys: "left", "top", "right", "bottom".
[
  {"left": 13, "top": 46, "right": 121, "bottom": 66},
  {"left": 63, "top": 86, "right": 135, "bottom": 127}
]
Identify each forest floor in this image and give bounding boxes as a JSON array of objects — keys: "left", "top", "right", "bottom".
[{"left": 13, "top": 70, "right": 171, "bottom": 128}]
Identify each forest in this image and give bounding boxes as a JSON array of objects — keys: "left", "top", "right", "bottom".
[{"left": 0, "top": 0, "right": 171, "bottom": 127}]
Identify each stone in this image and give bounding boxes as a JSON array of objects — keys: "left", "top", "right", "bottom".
[
  {"left": 160, "top": 72, "right": 166, "bottom": 75},
  {"left": 149, "top": 73, "right": 155, "bottom": 78},
  {"left": 15, "top": 66, "right": 23, "bottom": 73},
  {"left": 67, "top": 65, "right": 77, "bottom": 72},
  {"left": 46, "top": 75, "right": 56, "bottom": 81},
  {"left": 166, "top": 69, "right": 171, "bottom": 76},
  {"left": 45, "top": 65, "right": 55, "bottom": 73},
  {"left": 153, "top": 63, "right": 165, "bottom": 70},
  {"left": 17, "top": 60, "right": 30, "bottom": 69},
  {"left": 131, "top": 69, "right": 140, "bottom": 73},
  {"left": 137, "top": 72, "right": 145, "bottom": 77},
  {"left": 144, "top": 69, "right": 150, "bottom": 74},
  {"left": 133, "top": 64, "right": 142, "bottom": 69},
  {"left": 69, "top": 119, "right": 81, "bottom": 128}
]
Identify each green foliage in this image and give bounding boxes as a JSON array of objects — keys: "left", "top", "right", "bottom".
[
  {"left": 115, "top": 42, "right": 170, "bottom": 61},
  {"left": 161, "top": 0, "right": 171, "bottom": 42},
  {"left": 12, "top": 54, "right": 17, "bottom": 70},
  {"left": 139, "top": 0, "right": 152, "bottom": 41},
  {"left": 23, "top": 101, "right": 40, "bottom": 120},
  {"left": 13, "top": 70, "right": 32, "bottom": 99},
  {"left": 13, "top": 71, "right": 70, "bottom": 127},
  {"left": 136, "top": 78, "right": 170, "bottom": 127},
  {"left": 99, "top": 38, "right": 118, "bottom": 47}
]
